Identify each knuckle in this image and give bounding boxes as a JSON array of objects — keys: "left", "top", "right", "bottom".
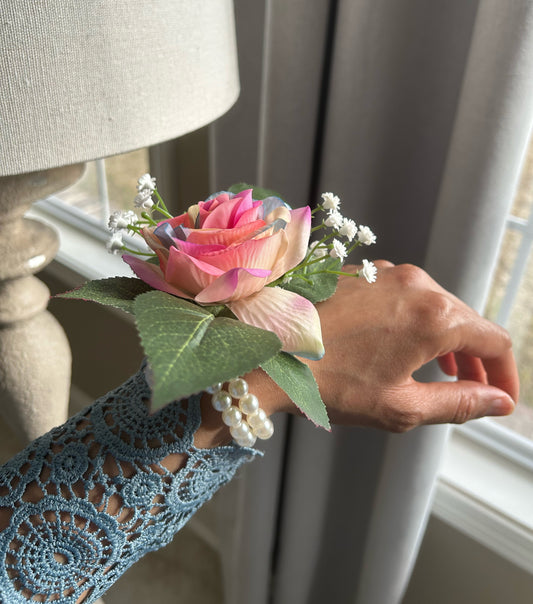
[
  {"left": 379, "top": 396, "right": 423, "bottom": 433},
  {"left": 341, "top": 264, "right": 358, "bottom": 274},
  {"left": 393, "top": 263, "right": 426, "bottom": 288},
  {"left": 414, "top": 291, "right": 453, "bottom": 335},
  {"left": 374, "top": 259, "right": 395, "bottom": 269},
  {"left": 451, "top": 391, "right": 477, "bottom": 424},
  {"left": 498, "top": 326, "right": 513, "bottom": 350}
]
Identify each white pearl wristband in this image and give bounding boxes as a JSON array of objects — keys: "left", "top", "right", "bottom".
[{"left": 208, "top": 377, "right": 274, "bottom": 448}]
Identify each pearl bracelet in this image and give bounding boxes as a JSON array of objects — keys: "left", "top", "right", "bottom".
[{"left": 207, "top": 377, "right": 274, "bottom": 448}]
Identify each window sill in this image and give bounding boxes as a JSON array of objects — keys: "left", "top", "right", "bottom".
[
  {"left": 30, "top": 202, "right": 533, "bottom": 576},
  {"left": 435, "top": 419, "right": 533, "bottom": 575},
  {"left": 29, "top": 200, "right": 133, "bottom": 280}
]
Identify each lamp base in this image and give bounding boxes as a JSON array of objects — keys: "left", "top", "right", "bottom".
[{"left": 0, "top": 164, "right": 84, "bottom": 443}]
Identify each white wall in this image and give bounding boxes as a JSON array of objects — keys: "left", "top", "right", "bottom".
[{"left": 405, "top": 516, "right": 533, "bottom": 604}]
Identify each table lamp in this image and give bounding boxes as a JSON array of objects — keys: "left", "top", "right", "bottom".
[{"left": 0, "top": 1, "right": 240, "bottom": 443}]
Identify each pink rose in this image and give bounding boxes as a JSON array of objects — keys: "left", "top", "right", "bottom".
[{"left": 123, "top": 190, "right": 324, "bottom": 359}]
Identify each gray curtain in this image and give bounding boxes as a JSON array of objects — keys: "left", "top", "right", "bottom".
[{"left": 210, "top": 1, "right": 533, "bottom": 603}]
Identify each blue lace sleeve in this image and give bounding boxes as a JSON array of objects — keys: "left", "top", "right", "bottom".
[{"left": 0, "top": 366, "right": 258, "bottom": 603}]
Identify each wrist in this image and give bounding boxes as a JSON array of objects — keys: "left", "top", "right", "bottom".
[
  {"left": 196, "top": 368, "right": 291, "bottom": 449},
  {"left": 243, "top": 367, "right": 293, "bottom": 417},
  {"left": 196, "top": 393, "right": 233, "bottom": 448}
]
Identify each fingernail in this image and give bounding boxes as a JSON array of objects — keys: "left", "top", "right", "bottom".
[{"left": 486, "top": 396, "right": 515, "bottom": 416}]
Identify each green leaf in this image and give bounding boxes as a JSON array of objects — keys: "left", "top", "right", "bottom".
[
  {"left": 228, "top": 182, "right": 283, "bottom": 201},
  {"left": 280, "top": 256, "right": 342, "bottom": 304},
  {"left": 134, "top": 291, "right": 282, "bottom": 410},
  {"left": 56, "top": 277, "right": 154, "bottom": 314},
  {"left": 261, "top": 352, "right": 330, "bottom": 430}
]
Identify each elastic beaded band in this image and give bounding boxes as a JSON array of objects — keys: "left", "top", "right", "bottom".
[{"left": 207, "top": 377, "right": 274, "bottom": 448}]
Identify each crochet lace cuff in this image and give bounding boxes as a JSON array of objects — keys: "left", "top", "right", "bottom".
[{"left": 0, "top": 366, "right": 258, "bottom": 603}]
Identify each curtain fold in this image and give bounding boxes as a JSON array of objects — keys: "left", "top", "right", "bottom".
[{"left": 211, "top": 1, "right": 533, "bottom": 602}]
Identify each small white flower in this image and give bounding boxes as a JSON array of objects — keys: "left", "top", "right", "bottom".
[
  {"left": 321, "top": 192, "right": 340, "bottom": 211},
  {"left": 325, "top": 210, "right": 344, "bottom": 229},
  {"left": 361, "top": 259, "right": 377, "bottom": 283},
  {"left": 108, "top": 210, "right": 137, "bottom": 232},
  {"left": 137, "top": 173, "right": 156, "bottom": 193},
  {"left": 330, "top": 238, "right": 347, "bottom": 261},
  {"left": 339, "top": 218, "right": 357, "bottom": 241},
  {"left": 357, "top": 225, "right": 376, "bottom": 246},
  {"left": 308, "top": 243, "right": 328, "bottom": 259},
  {"left": 282, "top": 274, "right": 293, "bottom": 284},
  {"left": 134, "top": 189, "right": 154, "bottom": 210},
  {"left": 106, "top": 232, "right": 124, "bottom": 255}
]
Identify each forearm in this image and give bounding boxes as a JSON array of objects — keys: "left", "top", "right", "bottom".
[{"left": 0, "top": 365, "right": 258, "bottom": 603}]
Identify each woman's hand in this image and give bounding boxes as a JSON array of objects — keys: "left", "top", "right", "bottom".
[{"left": 256, "top": 262, "right": 518, "bottom": 432}]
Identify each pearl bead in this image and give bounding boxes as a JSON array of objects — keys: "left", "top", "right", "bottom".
[
  {"left": 206, "top": 382, "right": 223, "bottom": 394},
  {"left": 228, "top": 377, "right": 248, "bottom": 398},
  {"left": 209, "top": 376, "right": 270, "bottom": 448},
  {"left": 247, "top": 408, "right": 267, "bottom": 429},
  {"left": 230, "top": 420, "right": 252, "bottom": 440},
  {"left": 235, "top": 430, "right": 257, "bottom": 448},
  {"left": 211, "top": 391, "right": 232, "bottom": 412},
  {"left": 222, "top": 406, "right": 242, "bottom": 427},
  {"left": 239, "top": 393, "right": 259, "bottom": 415},
  {"left": 253, "top": 417, "right": 274, "bottom": 440}
]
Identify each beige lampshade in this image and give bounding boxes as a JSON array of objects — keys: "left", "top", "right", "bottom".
[{"left": 0, "top": 1, "right": 239, "bottom": 176}]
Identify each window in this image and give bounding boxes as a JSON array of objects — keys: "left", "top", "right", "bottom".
[
  {"left": 485, "top": 136, "right": 533, "bottom": 440},
  {"left": 30, "top": 149, "right": 150, "bottom": 281},
  {"left": 55, "top": 148, "right": 150, "bottom": 225}
]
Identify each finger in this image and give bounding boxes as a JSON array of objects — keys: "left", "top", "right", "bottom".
[
  {"left": 482, "top": 348, "right": 519, "bottom": 402},
  {"left": 443, "top": 316, "right": 518, "bottom": 401},
  {"left": 454, "top": 352, "right": 487, "bottom": 384},
  {"left": 410, "top": 381, "right": 516, "bottom": 426},
  {"left": 394, "top": 266, "right": 519, "bottom": 400},
  {"left": 438, "top": 352, "right": 457, "bottom": 376}
]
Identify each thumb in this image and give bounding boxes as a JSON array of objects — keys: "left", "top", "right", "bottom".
[{"left": 404, "top": 381, "right": 516, "bottom": 427}]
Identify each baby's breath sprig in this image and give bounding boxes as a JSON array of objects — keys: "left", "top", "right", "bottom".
[
  {"left": 105, "top": 173, "right": 173, "bottom": 256},
  {"left": 280, "top": 192, "right": 377, "bottom": 285}
]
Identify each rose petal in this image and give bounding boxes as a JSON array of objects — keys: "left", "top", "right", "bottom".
[
  {"left": 122, "top": 255, "right": 192, "bottom": 299},
  {"left": 172, "top": 239, "right": 226, "bottom": 257},
  {"left": 261, "top": 196, "right": 288, "bottom": 219},
  {"left": 154, "top": 249, "right": 169, "bottom": 272},
  {"left": 165, "top": 247, "right": 224, "bottom": 295},
  {"left": 195, "top": 267, "right": 271, "bottom": 304},
  {"left": 234, "top": 200, "right": 263, "bottom": 227},
  {"left": 202, "top": 192, "right": 252, "bottom": 229},
  {"left": 232, "top": 190, "right": 257, "bottom": 225},
  {"left": 164, "top": 212, "right": 195, "bottom": 230},
  {"left": 229, "top": 286, "right": 324, "bottom": 360},
  {"left": 196, "top": 228, "right": 288, "bottom": 273},
  {"left": 198, "top": 195, "right": 230, "bottom": 226},
  {"left": 268, "top": 206, "right": 311, "bottom": 282},
  {"left": 152, "top": 223, "right": 186, "bottom": 250},
  {"left": 264, "top": 205, "right": 291, "bottom": 225},
  {"left": 186, "top": 220, "right": 266, "bottom": 246},
  {"left": 141, "top": 227, "right": 168, "bottom": 253}
]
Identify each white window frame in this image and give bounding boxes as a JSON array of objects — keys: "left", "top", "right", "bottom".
[
  {"left": 436, "top": 420, "right": 533, "bottom": 575},
  {"left": 434, "top": 206, "right": 533, "bottom": 575}
]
